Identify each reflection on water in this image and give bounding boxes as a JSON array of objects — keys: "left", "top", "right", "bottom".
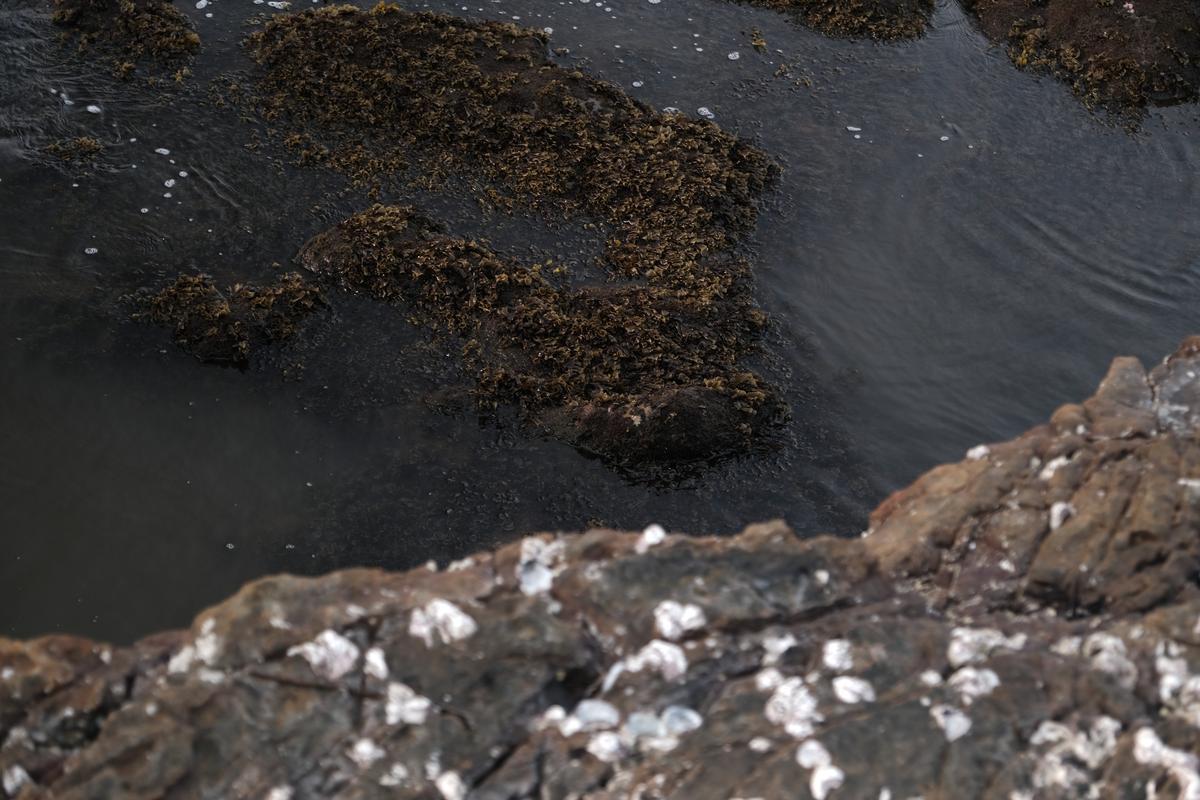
[{"left": 1, "top": 0, "right": 1197, "bottom": 641}]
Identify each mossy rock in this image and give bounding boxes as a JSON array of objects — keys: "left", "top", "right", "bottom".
[
  {"left": 137, "top": 273, "right": 325, "bottom": 368},
  {"left": 52, "top": 0, "right": 199, "bottom": 76},
  {"left": 963, "top": 0, "right": 1200, "bottom": 111}
]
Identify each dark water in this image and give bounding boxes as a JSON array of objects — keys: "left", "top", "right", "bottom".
[{"left": 1, "top": 0, "right": 1198, "bottom": 642}]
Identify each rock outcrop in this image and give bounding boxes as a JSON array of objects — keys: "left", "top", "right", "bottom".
[
  {"left": 963, "top": 0, "right": 1200, "bottom": 112},
  {"left": 4, "top": 341, "right": 1200, "bottom": 798},
  {"left": 51, "top": 0, "right": 199, "bottom": 79}
]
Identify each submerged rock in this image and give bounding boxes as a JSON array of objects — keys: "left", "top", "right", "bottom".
[
  {"left": 296, "top": 204, "right": 781, "bottom": 470},
  {"left": 51, "top": 0, "right": 199, "bottom": 77},
  {"left": 41, "top": 137, "right": 104, "bottom": 163},
  {"left": 963, "top": 0, "right": 1200, "bottom": 111},
  {"left": 5, "top": 338, "right": 1200, "bottom": 798},
  {"left": 245, "top": 4, "right": 776, "bottom": 280},
  {"left": 736, "top": 0, "right": 934, "bottom": 41},
  {"left": 136, "top": 273, "right": 325, "bottom": 367}
]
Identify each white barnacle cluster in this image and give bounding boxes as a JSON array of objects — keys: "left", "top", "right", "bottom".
[
  {"left": 1038, "top": 454, "right": 1072, "bottom": 481},
  {"left": 1049, "top": 501, "right": 1076, "bottom": 530},
  {"left": 605, "top": 639, "right": 689, "bottom": 689},
  {"left": 761, "top": 631, "right": 798, "bottom": 666},
  {"left": 831, "top": 676, "right": 876, "bottom": 704},
  {"left": 929, "top": 704, "right": 971, "bottom": 742},
  {"left": 822, "top": 639, "right": 853, "bottom": 672},
  {"left": 765, "top": 677, "right": 823, "bottom": 739},
  {"left": 409, "top": 599, "right": 478, "bottom": 647},
  {"left": 517, "top": 537, "right": 566, "bottom": 595},
  {"left": 543, "top": 699, "right": 705, "bottom": 762},
  {"left": 1155, "top": 641, "right": 1200, "bottom": 728},
  {"left": 364, "top": 647, "right": 389, "bottom": 681},
  {"left": 946, "top": 667, "right": 999, "bottom": 706},
  {"left": 636, "top": 523, "right": 667, "bottom": 553},
  {"left": 1025, "top": 716, "right": 1121, "bottom": 794},
  {"left": 385, "top": 682, "right": 432, "bottom": 726},
  {"left": 2, "top": 765, "right": 32, "bottom": 796},
  {"left": 653, "top": 600, "right": 707, "bottom": 641},
  {"left": 264, "top": 785, "right": 293, "bottom": 800},
  {"left": 947, "top": 627, "right": 1026, "bottom": 668},
  {"left": 795, "top": 739, "right": 844, "bottom": 800},
  {"left": 1052, "top": 633, "right": 1139, "bottom": 691},
  {"left": 1132, "top": 727, "right": 1200, "bottom": 800},
  {"left": 286, "top": 629, "right": 360, "bottom": 681},
  {"left": 348, "top": 738, "right": 386, "bottom": 769},
  {"left": 966, "top": 444, "right": 990, "bottom": 461},
  {"left": 168, "top": 618, "right": 224, "bottom": 675}
]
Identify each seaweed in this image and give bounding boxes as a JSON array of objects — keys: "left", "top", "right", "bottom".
[
  {"left": 51, "top": 0, "right": 199, "bottom": 77},
  {"left": 43, "top": 136, "right": 104, "bottom": 162},
  {"left": 233, "top": 4, "right": 787, "bottom": 467},
  {"left": 137, "top": 272, "right": 325, "bottom": 368},
  {"left": 298, "top": 205, "right": 784, "bottom": 467},
  {"left": 963, "top": 0, "right": 1200, "bottom": 112},
  {"left": 735, "top": 0, "right": 934, "bottom": 40},
  {"left": 244, "top": 4, "right": 777, "bottom": 282}
]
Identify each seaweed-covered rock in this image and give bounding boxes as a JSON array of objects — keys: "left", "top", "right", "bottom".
[
  {"left": 5, "top": 339, "right": 1200, "bottom": 799},
  {"left": 42, "top": 137, "right": 104, "bottom": 163},
  {"left": 297, "top": 205, "right": 782, "bottom": 469},
  {"left": 51, "top": 0, "right": 199, "bottom": 77},
  {"left": 246, "top": 4, "right": 776, "bottom": 281},
  {"left": 738, "top": 0, "right": 934, "bottom": 40},
  {"left": 137, "top": 273, "right": 325, "bottom": 367},
  {"left": 963, "top": 0, "right": 1200, "bottom": 111}
]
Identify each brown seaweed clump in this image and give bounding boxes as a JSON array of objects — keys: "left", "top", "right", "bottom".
[
  {"left": 245, "top": 4, "right": 776, "bottom": 283},
  {"left": 298, "top": 205, "right": 783, "bottom": 468},
  {"left": 43, "top": 136, "right": 104, "bottom": 162},
  {"left": 51, "top": 0, "right": 200, "bottom": 76},
  {"left": 137, "top": 273, "right": 325, "bottom": 368},
  {"left": 738, "top": 0, "right": 933, "bottom": 40},
  {"left": 963, "top": 0, "right": 1200, "bottom": 111}
]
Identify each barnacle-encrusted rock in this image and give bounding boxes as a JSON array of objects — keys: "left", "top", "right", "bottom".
[
  {"left": 296, "top": 205, "right": 781, "bottom": 469},
  {"left": 137, "top": 273, "right": 325, "bottom": 367},
  {"left": 5, "top": 339, "right": 1200, "bottom": 798},
  {"left": 963, "top": 0, "right": 1200, "bottom": 111},
  {"left": 51, "top": 0, "right": 199, "bottom": 77}
]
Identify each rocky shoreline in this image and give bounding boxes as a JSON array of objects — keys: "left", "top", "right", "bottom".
[{"left": 3, "top": 340, "right": 1199, "bottom": 798}]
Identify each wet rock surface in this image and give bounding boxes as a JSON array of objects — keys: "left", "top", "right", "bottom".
[
  {"left": 4, "top": 339, "right": 1200, "bottom": 798},
  {"left": 963, "top": 0, "right": 1200, "bottom": 111}
]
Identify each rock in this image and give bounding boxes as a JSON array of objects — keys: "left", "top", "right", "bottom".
[
  {"left": 293, "top": 204, "right": 782, "bottom": 471},
  {"left": 51, "top": 0, "right": 200, "bottom": 78},
  {"left": 5, "top": 340, "right": 1200, "bottom": 798},
  {"left": 135, "top": 273, "right": 326, "bottom": 368},
  {"left": 734, "top": 0, "right": 934, "bottom": 41},
  {"left": 962, "top": 0, "right": 1200, "bottom": 112}
]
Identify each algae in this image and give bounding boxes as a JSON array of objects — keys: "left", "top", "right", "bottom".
[
  {"left": 298, "top": 205, "right": 783, "bottom": 467},
  {"left": 51, "top": 0, "right": 199, "bottom": 76},
  {"left": 735, "top": 0, "right": 934, "bottom": 40},
  {"left": 234, "top": 4, "right": 784, "bottom": 467},
  {"left": 245, "top": 4, "right": 776, "bottom": 283},
  {"left": 43, "top": 136, "right": 104, "bottom": 162},
  {"left": 137, "top": 273, "right": 325, "bottom": 368},
  {"left": 963, "top": 0, "right": 1200, "bottom": 111}
]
